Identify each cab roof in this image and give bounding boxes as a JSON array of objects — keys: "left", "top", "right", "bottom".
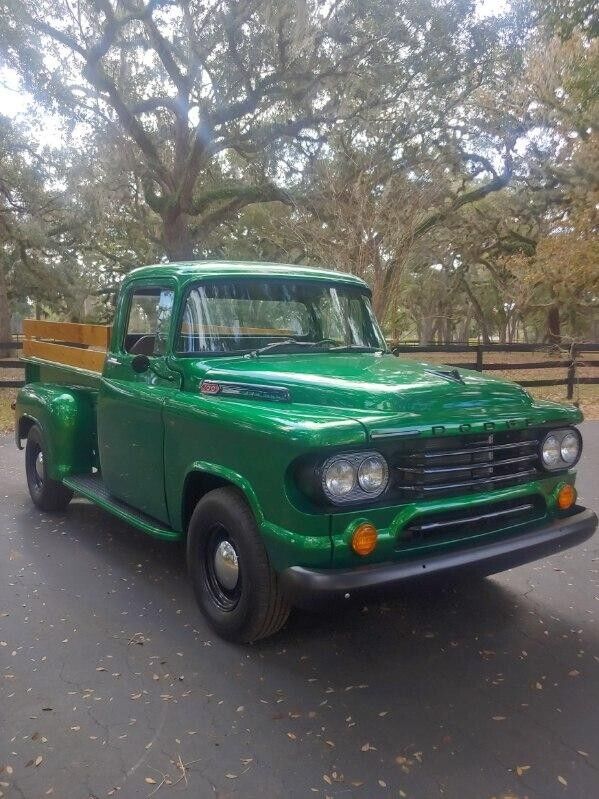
[{"left": 123, "top": 260, "right": 369, "bottom": 289}]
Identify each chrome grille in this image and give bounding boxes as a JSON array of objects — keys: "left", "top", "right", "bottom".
[
  {"left": 391, "top": 430, "right": 542, "bottom": 499},
  {"left": 400, "top": 495, "right": 547, "bottom": 546}
]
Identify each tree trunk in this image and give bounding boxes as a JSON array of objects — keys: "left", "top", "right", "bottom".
[
  {"left": 419, "top": 315, "right": 434, "bottom": 345},
  {"left": 459, "top": 309, "right": 471, "bottom": 343},
  {"left": 461, "top": 279, "right": 490, "bottom": 344},
  {"left": 162, "top": 210, "right": 195, "bottom": 261},
  {"left": 0, "top": 263, "right": 12, "bottom": 357},
  {"left": 546, "top": 303, "right": 561, "bottom": 346}
]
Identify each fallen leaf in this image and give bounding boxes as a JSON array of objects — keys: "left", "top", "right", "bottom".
[
  {"left": 568, "top": 670, "right": 580, "bottom": 677},
  {"left": 516, "top": 765, "right": 531, "bottom": 776},
  {"left": 287, "top": 732, "right": 297, "bottom": 740},
  {"left": 144, "top": 778, "right": 157, "bottom": 785},
  {"left": 225, "top": 773, "right": 238, "bottom": 779},
  {"left": 492, "top": 716, "right": 506, "bottom": 721},
  {"left": 34, "top": 756, "right": 43, "bottom": 767},
  {"left": 558, "top": 775, "right": 568, "bottom": 786},
  {"left": 378, "top": 779, "right": 387, "bottom": 787}
]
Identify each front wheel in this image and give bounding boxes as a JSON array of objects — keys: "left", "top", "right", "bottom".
[
  {"left": 25, "top": 424, "right": 73, "bottom": 512},
  {"left": 187, "top": 487, "right": 290, "bottom": 643}
]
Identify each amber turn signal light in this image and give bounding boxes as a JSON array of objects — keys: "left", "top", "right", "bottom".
[
  {"left": 351, "top": 522, "right": 378, "bottom": 556},
  {"left": 556, "top": 483, "right": 577, "bottom": 511}
]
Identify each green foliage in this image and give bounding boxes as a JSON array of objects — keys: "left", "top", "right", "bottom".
[{"left": 0, "top": 0, "right": 596, "bottom": 343}]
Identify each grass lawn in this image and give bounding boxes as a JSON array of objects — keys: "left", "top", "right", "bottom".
[{"left": 0, "top": 388, "right": 17, "bottom": 433}]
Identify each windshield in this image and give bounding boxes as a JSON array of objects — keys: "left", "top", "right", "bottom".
[{"left": 177, "top": 279, "right": 386, "bottom": 355}]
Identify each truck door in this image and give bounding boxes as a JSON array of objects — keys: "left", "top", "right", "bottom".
[{"left": 97, "top": 281, "right": 177, "bottom": 523}]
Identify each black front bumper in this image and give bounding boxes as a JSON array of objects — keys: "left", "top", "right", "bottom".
[{"left": 280, "top": 508, "right": 598, "bottom": 608}]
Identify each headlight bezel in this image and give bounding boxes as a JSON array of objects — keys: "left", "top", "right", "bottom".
[
  {"left": 540, "top": 427, "right": 582, "bottom": 471},
  {"left": 321, "top": 450, "right": 389, "bottom": 504}
]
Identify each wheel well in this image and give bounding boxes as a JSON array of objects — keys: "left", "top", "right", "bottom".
[
  {"left": 17, "top": 416, "right": 36, "bottom": 446},
  {"left": 182, "top": 471, "right": 236, "bottom": 533}
]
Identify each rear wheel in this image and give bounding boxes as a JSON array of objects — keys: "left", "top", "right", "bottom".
[
  {"left": 187, "top": 487, "right": 290, "bottom": 643},
  {"left": 25, "top": 424, "right": 73, "bottom": 512}
]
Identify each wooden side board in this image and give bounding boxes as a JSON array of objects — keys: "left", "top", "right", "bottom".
[
  {"left": 22, "top": 319, "right": 110, "bottom": 373},
  {"left": 22, "top": 339, "right": 106, "bottom": 372},
  {"left": 23, "top": 319, "right": 111, "bottom": 348}
]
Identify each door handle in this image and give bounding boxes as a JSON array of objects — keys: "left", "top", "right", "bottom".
[{"left": 106, "top": 356, "right": 122, "bottom": 366}]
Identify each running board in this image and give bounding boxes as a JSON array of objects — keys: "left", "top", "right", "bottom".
[{"left": 63, "top": 473, "right": 180, "bottom": 541}]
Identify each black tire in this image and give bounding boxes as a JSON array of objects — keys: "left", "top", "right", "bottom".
[
  {"left": 187, "top": 487, "right": 290, "bottom": 643},
  {"left": 25, "top": 424, "right": 73, "bottom": 512}
]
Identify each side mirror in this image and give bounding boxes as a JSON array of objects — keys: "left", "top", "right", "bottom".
[{"left": 131, "top": 354, "right": 151, "bottom": 374}]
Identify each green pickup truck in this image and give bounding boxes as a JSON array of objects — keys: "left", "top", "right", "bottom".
[{"left": 15, "top": 261, "right": 598, "bottom": 642}]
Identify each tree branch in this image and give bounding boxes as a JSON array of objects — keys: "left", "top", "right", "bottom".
[{"left": 189, "top": 183, "right": 293, "bottom": 216}]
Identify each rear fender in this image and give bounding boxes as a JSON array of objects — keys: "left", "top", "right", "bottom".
[{"left": 15, "top": 384, "right": 96, "bottom": 480}]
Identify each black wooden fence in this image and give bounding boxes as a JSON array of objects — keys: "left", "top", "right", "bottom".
[{"left": 0, "top": 340, "right": 23, "bottom": 388}]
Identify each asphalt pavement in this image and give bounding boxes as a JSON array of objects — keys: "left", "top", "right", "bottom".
[{"left": 1, "top": 424, "right": 598, "bottom": 799}]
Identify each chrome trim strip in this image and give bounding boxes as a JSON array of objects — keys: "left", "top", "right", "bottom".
[
  {"left": 407, "top": 502, "right": 536, "bottom": 533},
  {"left": 201, "top": 380, "right": 291, "bottom": 402}
]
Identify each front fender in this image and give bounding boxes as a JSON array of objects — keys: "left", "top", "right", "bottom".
[
  {"left": 185, "top": 460, "right": 265, "bottom": 524},
  {"left": 15, "top": 384, "right": 96, "bottom": 480},
  {"left": 181, "top": 461, "right": 333, "bottom": 571}
]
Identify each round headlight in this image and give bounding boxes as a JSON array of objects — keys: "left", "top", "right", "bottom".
[
  {"left": 541, "top": 435, "right": 562, "bottom": 469},
  {"left": 560, "top": 431, "right": 580, "bottom": 465},
  {"left": 323, "top": 458, "right": 355, "bottom": 497},
  {"left": 357, "top": 455, "right": 388, "bottom": 493}
]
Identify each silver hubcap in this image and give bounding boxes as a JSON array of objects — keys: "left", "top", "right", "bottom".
[
  {"left": 35, "top": 451, "right": 44, "bottom": 482},
  {"left": 213, "top": 540, "right": 239, "bottom": 591}
]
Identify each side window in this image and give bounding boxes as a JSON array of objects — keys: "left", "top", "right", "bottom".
[{"left": 124, "top": 286, "right": 175, "bottom": 355}]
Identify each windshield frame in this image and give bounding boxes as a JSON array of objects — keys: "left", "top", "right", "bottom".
[{"left": 174, "top": 276, "right": 388, "bottom": 357}]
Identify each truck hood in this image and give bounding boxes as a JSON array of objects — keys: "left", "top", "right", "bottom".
[{"left": 196, "top": 352, "right": 534, "bottom": 417}]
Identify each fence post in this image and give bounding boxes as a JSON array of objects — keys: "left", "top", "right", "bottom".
[
  {"left": 566, "top": 344, "right": 577, "bottom": 400},
  {"left": 475, "top": 346, "right": 483, "bottom": 372}
]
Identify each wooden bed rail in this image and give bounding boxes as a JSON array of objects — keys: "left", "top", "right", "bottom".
[{"left": 22, "top": 320, "right": 111, "bottom": 373}]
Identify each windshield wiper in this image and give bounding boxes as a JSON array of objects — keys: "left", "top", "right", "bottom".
[
  {"left": 245, "top": 338, "right": 339, "bottom": 357},
  {"left": 327, "top": 344, "right": 386, "bottom": 353}
]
